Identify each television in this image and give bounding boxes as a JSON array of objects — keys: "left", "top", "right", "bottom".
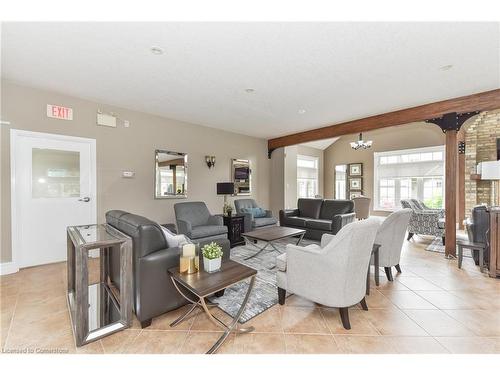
[
  {"left": 216, "top": 182, "right": 234, "bottom": 195},
  {"left": 234, "top": 167, "right": 249, "bottom": 180},
  {"left": 497, "top": 138, "right": 500, "bottom": 160}
]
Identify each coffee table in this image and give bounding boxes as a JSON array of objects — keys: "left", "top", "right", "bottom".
[
  {"left": 242, "top": 226, "right": 306, "bottom": 261},
  {"left": 168, "top": 260, "right": 257, "bottom": 354}
]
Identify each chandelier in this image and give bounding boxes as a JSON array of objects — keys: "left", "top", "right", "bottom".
[{"left": 350, "top": 133, "right": 372, "bottom": 150}]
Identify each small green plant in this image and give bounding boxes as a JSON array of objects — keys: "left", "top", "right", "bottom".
[{"left": 202, "top": 242, "right": 223, "bottom": 260}]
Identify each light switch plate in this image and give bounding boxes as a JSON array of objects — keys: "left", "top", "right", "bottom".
[
  {"left": 122, "top": 171, "right": 135, "bottom": 178},
  {"left": 97, "top": 113, "right": 117, "bottom": 127}
]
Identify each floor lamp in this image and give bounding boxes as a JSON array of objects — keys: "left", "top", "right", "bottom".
[{"left": 480, "top": 160, "right": 500, "bottom": 207}]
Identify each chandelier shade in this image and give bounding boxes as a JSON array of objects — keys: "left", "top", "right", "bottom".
[{"left": 350, "top": 133, "right": 373, "bottom": 150}]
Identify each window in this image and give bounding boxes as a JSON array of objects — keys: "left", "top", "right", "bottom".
[
  {"left": 374, "top": 146, "right": 445, "bottom": 211},
  {"left": 335, "top": 164, "right": 347, "bottom": 199},
  {"left": 297, "top": 155, "right": 319, "bottom": 198}
]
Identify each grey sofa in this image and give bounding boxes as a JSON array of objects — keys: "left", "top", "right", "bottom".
[
  {"left": 106, "top": 210, "right": 230, "bottom": 328},
  {"left": 234, "top": 198, "right": 278, "bottom": 232},
  {"left": 279, "top": 198, "right": 356, "bottom": 240},
  {"left": 174, "top": 201, "right": 228, "bottom": 242}
]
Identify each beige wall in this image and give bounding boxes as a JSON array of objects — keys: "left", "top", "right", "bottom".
[
  {"left": 324, "top": 123, "right": 445, "bottom": 216},
  {"left": 269, "top": 148, "right": 285, "bottom": 217},
  {"left": 0, "top": 80, "right": 271, "bottom": 263},
  {"left": 284, "top": 145, "right": 324, "bottom": 209}
]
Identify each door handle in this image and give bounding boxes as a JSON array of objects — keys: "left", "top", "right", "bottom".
[{"left": 78, "top": 197, "right": 91, "bottom": 202}]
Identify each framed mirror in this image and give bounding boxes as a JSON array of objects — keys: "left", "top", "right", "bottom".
[
  {"left": 232, "top": 159, "right": 251, "bottom": 195},
  {"left": 155, "top": 150, "right": 187, "bottom": 199}
]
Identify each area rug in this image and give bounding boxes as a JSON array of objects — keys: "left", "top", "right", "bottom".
[
  {"left": 208, "top": 237, "right": 318, "bottom": 323},
  {"left": 425, "top": 237, "right": 471, "bottom": 257}
]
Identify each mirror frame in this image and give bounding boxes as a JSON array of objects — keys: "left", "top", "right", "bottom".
[
  {"left": 232, "top": 158, "right": 251, "bottom": 196},
  {"left": 154, "top": 149, "right": 188, "bottom": 199}
]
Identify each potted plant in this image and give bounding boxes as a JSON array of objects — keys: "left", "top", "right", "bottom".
[{"left": 202, "top": 242, "right": 223, "bottom": 273}]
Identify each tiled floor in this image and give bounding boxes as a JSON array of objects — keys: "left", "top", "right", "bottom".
[{"left": 1, "top": 236, "right": 499, "bottom": 354}]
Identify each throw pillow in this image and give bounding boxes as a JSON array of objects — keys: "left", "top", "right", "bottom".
[
  {"left": 161, "top": 226, "right": 192, "bottom": 248},
  {"left": 241, "top": 207, "right": 267, "bottom": 218}
]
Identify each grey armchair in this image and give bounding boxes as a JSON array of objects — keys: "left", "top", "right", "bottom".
[
  {"left": 234, "top": 198, "right": 277, "bottom": 232},
  {"left": 401, "top": 199, "right": 445, "bottom": 243},
  {"left": 371, "top": 209, "right": 411, "bottom": 281},
  {"left": 276, "top": 218, "right": 381, "bottom": 330},
  {"left": 174, "top": 202, "right": 228, "bottom": 242}
]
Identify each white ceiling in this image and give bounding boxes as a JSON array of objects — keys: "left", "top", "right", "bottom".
[
  {"left": 300, "top": 137, "right": 339, "bottom": 150},
  {"left": 2, "top": 22, "right": 499, "bottom": 139}
]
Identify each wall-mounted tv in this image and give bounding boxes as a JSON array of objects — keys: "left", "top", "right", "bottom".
[
  {"left": 497, "top": 138, "right": 500, "bottom": 160},
  {"left": 234, "top": 167, "right": 249, "bottom": 180}
]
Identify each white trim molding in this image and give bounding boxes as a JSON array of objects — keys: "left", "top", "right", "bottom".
[{"left": 0, "top": 262, "right": 19, "bottom": 275}]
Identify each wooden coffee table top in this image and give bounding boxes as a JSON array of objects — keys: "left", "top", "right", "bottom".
[
  {"left": 168, "top": 260, "right": 256, "bottom": 297},
  {"left": 242, "top": 226, "right": 306, "bottom": 242}
]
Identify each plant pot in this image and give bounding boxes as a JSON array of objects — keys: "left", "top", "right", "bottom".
[{"left": 203, "top": 256, "right": 222, "bottom": 273}]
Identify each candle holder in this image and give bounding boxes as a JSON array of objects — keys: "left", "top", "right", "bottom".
[{"left": 180, "top": 243, "right": 199, "bottom": 274}]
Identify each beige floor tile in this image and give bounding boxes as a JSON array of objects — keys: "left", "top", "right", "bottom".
[
  {"left": 100, "top": 329, "right": 141, "bottom": 353},
  {"left": 442, "top": 309, "right": 500, "bottom": 336},
  {"left": 233, "top": 333, "right": 286, "bottom": 354},
  {"left": 321, "top": 308, "right": 379, "bottom": 335},
  {"left": 364, "top": 289, "right": 397, "bottom": 309},
  {"left": 283, "top": 295, "right": 318, "bottom": 308},
  {"left": 435, "top": 337, "right": 500, "bottom": 354},
  {"left": 146, "top": 305, "right": 196, "bottom": 331},
  {"left": 179, "top": 331, "right": 235, "bottom": 354},
  {"left": 364, "top": 308, "right": 429, "bottom": 336},
  {"left": 334, "top": 335, "right": 396, "bottom": 354},
  {"left": 284, "top": 333, "right": 340, "bottom": 354},
  {"left": 415, "top": 291, "right": 475, "bottom": 309},
  {"left": 386, "top": 337, "right": 449, "bottom": 354},
  {"left": 124, "top": 330, "right": 188, "bottom": 354},
  {"left": 448, "top": 289, "right": 500, "bottom": 310},
  {"left": 380, "top": 290, "right": 437, "bottom": 309},
  {"left": 76, "top": 340, "right": 104, "bottom": 354},
  {"left": 238, "top": 305, "right": 282, "bottom": 333},
  {"left": 402, "top": 309, "right": 475, "bottom": 336},
  {"left": 281, "top": 306, "right": 330, "bottom": 334},
  {"left": 397, "top": 277, "right": 443, "bottom": 291}
]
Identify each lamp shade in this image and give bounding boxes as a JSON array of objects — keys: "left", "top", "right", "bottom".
[
  {"left": 217, "top": 182, "right": 235, "bottom": 195},
  {"left": 480, "top": 160, "right": 500, "bottom": 180}
]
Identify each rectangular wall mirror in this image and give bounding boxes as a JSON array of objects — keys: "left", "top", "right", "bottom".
[
  {"left": 155, "top": 150, "right": 187, "bottom": 199},
  {"left": 232, "top": 159, "right": 251, "bottom": 195}
]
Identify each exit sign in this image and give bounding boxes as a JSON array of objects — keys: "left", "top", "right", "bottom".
[{"left": 47, "top": 104, "right": 73, "bottom": 120}]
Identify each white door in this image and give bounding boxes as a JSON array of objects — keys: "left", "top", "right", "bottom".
[{"left": 11, "top": 130, "right": 96, "bottom": 268}]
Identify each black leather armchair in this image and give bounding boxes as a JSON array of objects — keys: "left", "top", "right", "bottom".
[{"left": 106, "top": 210, "right": 230, "bottom": 328}]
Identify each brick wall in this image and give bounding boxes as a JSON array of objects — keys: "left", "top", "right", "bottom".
[{"left": 464, "top": 109, "right": 500, "bottom": 217}]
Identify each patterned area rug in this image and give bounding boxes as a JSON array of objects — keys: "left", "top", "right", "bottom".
[
  {"left": 208, "top": 237, "right": 318, "bottom": 323},
  {"left": 425, "top": 237, "right": 471, "bottom": 257}
]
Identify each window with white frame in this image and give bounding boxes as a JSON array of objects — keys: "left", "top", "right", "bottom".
[
  {"left": 373, "top": 146, "right": 445, "bottom": 210},
  {"left": 297, "top": 155, "right": 319, "bottom": 198},
  {"left": 335, "top": 165, "right": 347, "bottom": 199}
]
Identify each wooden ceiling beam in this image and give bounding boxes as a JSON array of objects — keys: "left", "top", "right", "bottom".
[{"left": 267, "top": 88, "right": 500, "bottom": 157}]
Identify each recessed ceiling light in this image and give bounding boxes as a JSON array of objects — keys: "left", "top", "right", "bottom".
[
  {"left": 298, "top": 109, "right": 306, "bottom": 114},
  {"left": 150, "top": 46, "right": 164, "bottom": 55},
  {"left": 439, "top": 64, "right": 453, "bottom": 71},
  {"left": 245, "top": 88, "right": 255, "bottom": 93}
]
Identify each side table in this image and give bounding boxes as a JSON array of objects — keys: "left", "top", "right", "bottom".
[
  {"left": 67, "top": 224, "right": 133, "bottom": 346},
  {"left": 223, "top": 215, "right": 245, "bottom": 247}
]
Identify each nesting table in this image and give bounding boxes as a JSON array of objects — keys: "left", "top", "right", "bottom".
[{"left": 66, "top": 224, "right": 133, "bottom": 347}]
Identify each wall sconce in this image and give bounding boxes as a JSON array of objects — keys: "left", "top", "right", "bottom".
[{"left": 205, "top": 155, "right": 216, "bottom": 169}]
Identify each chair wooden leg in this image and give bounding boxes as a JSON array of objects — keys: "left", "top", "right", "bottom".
[
  {"left": 277, "top": 287, "right": 286, "bottom": 305},
  {"left": 359, "top": 297, "right": 368, "bottom": 311},
  {"left": 384, "top": 267, "right": 393, "bottom": 281},
  {"left": 339, "top": 307, "right": 351, "bottom": 330},
  {"left": 457, "top": 245, "right": 463, "bottom": 269},
  {"left": 395, "top": 264, "right": 402, "bottom": 273},
  {"left": 442, "top": 236, "right": 446, "bottom": 246},
  {"left": 407, "top": 232, "right": 414, "bottom": 241},
  {"left": 140, "top": 319, "right": 152, "bottom": 329}
]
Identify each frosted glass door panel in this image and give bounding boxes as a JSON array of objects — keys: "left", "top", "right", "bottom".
[{"left": 32, "top": 148, "right": 80, "bottom": 198}]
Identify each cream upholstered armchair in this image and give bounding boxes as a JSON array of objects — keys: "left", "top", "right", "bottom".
[
  {"left": 370, "top": 209, "right": 411, "bottom": 281},
  {"left": 352, "top": 196, "right": 371, "bottom": 220},
  {"left": 275, "top": 218, "right": 381, "bottom": 330}
]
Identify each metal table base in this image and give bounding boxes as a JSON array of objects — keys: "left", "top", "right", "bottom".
[
  {"left": 170, "top": 275, "right": 256, "bottom": 354},
  {"left": 243, "top": 232, "right": 305, "bottom": 261}
]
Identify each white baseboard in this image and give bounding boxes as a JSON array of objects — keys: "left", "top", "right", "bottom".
[{"left": 0, "top": 262, "right": 19, "bottom": 275}]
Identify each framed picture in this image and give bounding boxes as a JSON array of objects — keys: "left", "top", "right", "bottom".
[
  {"left": 349, "top": 163, "right": 363, "bottom": 176},
  {"left": 349, "top": 191, "right": 363, "bottom": 199},
  {"left": 349, "top": 177, "right": 362, "bottom": 190}
]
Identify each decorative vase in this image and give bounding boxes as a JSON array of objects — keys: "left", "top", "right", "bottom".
[{"left": 203, "top": 256, "right": 222, "bottom": 273}]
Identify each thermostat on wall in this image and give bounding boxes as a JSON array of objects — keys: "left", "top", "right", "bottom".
[
  {"left": 97, "top": 112, "right": 117, "bottom": 127},
  {"left": 122, "top": 171, "right": 135, "bottom": 178}
]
